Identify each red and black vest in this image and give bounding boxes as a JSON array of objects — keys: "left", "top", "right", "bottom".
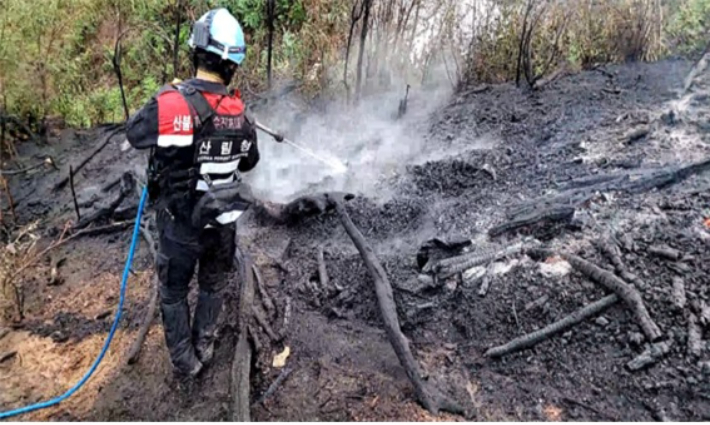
[{"left": 151, "top": 83, "right": 257, "bottom": 224}]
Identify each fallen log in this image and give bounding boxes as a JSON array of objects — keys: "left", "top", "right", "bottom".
[
  {"left": 623, "top": 158, "right": 710, "bottom": 194},
  {"left": 334, "top": 199, "right": 462, "bottom": 415},
  {"left": 485, "top": 295, "right": 619, "bottom": 358},
  {"left": 53, "top": 125, "right": 124, "bottom": 191},
  {"left": 627, "top": 341, "right": 671, "bottom": 371},
  {"left": 252, "top": 264, "right": 275, "bottom": 319},
  {"left": 529, "top": 249, "right": 662, "bottom": 342},
  {"left": 436, "top": 241, "right": 526, "bottom": 280},
  {"left": 127, "top": 225, "right": 159, "bottom": 365},
  {"left": 596, "top": 240, "right": 646, "bottom": 289},
  {"left": 507, "top": 157, "right": 710, "bottom": 221},
  {"left": 231, "top": 253, "right": 255, "bottom": 422},
  {"left": 73, "top": 172, "right": 133, "bottom": 230},
  {"left": 560, "top": 174, "right": 626, "bottom": 191},
  {"left": 489, "top": 205, "right": 575, "bottom": 237}
]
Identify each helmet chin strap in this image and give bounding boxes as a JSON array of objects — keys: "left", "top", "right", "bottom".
[{"left": 196, "top": 68, "right": 224, "bottom": 84}]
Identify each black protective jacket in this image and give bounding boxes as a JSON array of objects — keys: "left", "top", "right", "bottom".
[{"left": 126, "top": 78, "right": 259, "bottom": 223}]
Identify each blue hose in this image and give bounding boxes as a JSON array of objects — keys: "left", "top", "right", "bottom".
[{"left": 0, "top": 187, "right": 149, "bottom": 420}]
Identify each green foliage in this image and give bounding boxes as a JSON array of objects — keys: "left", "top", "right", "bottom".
[
  {"left": 2, "top": 0, "right": 709, "bottom": 132},
  {"left": 666, "top": 0, "right": 710, "bottom": 55}
]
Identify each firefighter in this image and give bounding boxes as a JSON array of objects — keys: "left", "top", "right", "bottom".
[{"left": 126, "top": 8, "right": 259, "bottom": 379}]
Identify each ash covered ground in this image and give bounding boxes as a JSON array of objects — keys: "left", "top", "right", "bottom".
[{"left": 1, "top": 59, "right": 710, "bottom": 421}]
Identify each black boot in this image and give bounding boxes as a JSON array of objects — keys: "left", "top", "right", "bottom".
[
  {"left": 161, "top": 298, "right": 203, "bottom": 378},
  {"left": 192, "top": 290, "right": 224, "bottom": 365}
]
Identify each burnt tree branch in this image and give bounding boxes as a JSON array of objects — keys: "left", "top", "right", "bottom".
[
  {"left": 334, "top": 198, "right": 462, "bottom": 415},
  {"left": 252, "top": 264, "right": 275, "bottom": 319},
  {"left": 72, "top": 172, "right": 134, "bottom": 230},
  {"left": 486, "top": 295, "right": 619, "bottom": 358},
  {"left": 231, "top": 252, "right": 255, "bottom": 422},
  {"left": 127, "top": 223, "right": 159, "bottom": 365},
  {"left": 530, "top": 248, "right": 662, "bottom": 342},
  {"left": 54, "top": 126, "right": 124, "bottom": 191},
  {"left": 596, "top": 239, "right": 646, "bottom": 289}
]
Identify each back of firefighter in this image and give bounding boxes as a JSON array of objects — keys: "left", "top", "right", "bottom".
[{"left": 126, "top": 8, "right": 258, "bottom": 379}]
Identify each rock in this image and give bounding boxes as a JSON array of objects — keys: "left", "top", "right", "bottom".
[
  {"left": 629, "top": 332, "right": 645, "bottom": 347},
  {"left": 699, "top": 361, "right": 710, "bottom": 376},
  {"left": 539, "top": 258, "right": 572, "bottom": 278},
  {"left": 51, "top": 331, "right": 69, "bottom": 343},
  {"left": 596, "top": 317, "right": 610, "bottom": 327}
]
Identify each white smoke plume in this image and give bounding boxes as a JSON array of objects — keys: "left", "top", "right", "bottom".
[{"left": 244, "top": 64, "right": 455, "bottom": 203}]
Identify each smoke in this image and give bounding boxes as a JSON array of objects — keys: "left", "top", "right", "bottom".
[{"left": 244, "top": 63, "right": 456, "bottom": 204}]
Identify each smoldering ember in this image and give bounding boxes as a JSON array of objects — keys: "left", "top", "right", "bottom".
[{"left": 1, "top": 0, "right": 710, "bottom": 422}]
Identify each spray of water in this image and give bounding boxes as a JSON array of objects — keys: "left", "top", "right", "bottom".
[{"left": 245, "top": 63, "right": 458, "bottom": 203}]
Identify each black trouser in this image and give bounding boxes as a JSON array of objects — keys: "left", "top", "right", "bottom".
[{"left": 156, "top": 208, "right": 236, "bottom": 373}]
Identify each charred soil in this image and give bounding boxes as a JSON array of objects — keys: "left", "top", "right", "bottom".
[{"left": 2, "top": 59, "right": 710, "bottom": 421}]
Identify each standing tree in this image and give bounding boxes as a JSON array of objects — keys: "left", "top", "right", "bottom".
[
  {"left": 356, "top": 0, "right": 373, "bottom": 102},
  {"left": 344, "top": 0, "right": 364, "bottom": 103}
]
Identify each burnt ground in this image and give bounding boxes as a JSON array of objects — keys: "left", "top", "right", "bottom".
[{"left": 2, "top": 59, "right": 710, "bottom": 421}]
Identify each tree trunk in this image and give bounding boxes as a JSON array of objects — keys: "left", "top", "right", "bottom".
[
  {"left": 356, "top": 0, "right": 372, "bottom": 102},
  {"left": 344, "top": 0, "right": 364, "bottom": 104}
]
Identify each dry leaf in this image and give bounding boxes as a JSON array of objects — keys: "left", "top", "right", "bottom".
[{"left": 272, "top": 346, "right": 290, "bottom": 368}]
